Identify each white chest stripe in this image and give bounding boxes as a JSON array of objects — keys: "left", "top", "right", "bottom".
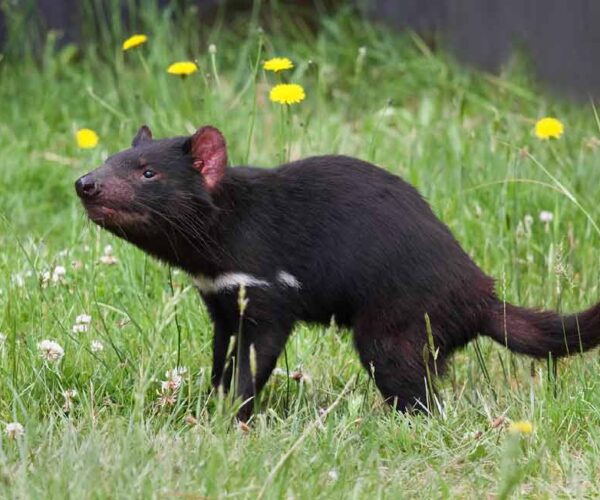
[
  {"left": 193, "top": 270, "right": 301, "bottom": 294},
  {"left": 193, "top": 273, "right": 270, "bottom": 294},
  {"left": 277, "top": 271, "right": 301, "bottom": 289}
]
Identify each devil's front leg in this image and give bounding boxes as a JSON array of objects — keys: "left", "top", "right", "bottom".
[
  {"left": 203, "top": 295, "right": 237, "bottom": 391},
  {"left": 204, "top": 292, "right": 294, "bottom": 420},
  {"left": 232, "top": 315, "right": 294, "bottom": 422},
  {"left": 211, "top": 314, "right": 237, "bottom": 391}
]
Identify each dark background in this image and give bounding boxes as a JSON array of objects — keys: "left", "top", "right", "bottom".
[{"left": 1, "top": 0, "right": 599, "bottom": 99}]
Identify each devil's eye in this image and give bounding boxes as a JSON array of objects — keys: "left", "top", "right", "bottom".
[{"left": 143, "top": 169, "right": 155, "bottom": 179}]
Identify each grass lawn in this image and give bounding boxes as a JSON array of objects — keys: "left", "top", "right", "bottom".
[{"left": 1, "top": 6, "right": 600, "bottom": 499}]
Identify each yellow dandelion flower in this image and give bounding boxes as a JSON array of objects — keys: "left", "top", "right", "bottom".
[
  {"left": 269, "top": 83, "right": 306, "bottom": 105},
  {"left": 508, "top": 420, "right": 533, "bottom": 434},
  {"left": 76, "top": 128, "right": 99, "bottom": 149},
  {"left": 167, "top": 61, "right": 198, "bottom": 77},
  {"left": 263, "top": 57, "right": 294, "bottom": 72},
  {"left": 122, "top": 34, "right": 148, "bottom": 51},
  {"left": 535, "top": 117, "right": 564, "bottom": 140}
]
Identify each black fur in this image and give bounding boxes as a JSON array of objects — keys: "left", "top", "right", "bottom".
[{"left": 75, "top": 125, "right": 600, "bottom": 421}]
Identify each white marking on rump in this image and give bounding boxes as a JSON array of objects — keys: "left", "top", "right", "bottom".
[
  {"left": 193, "top": 273, "right": 271, "bottom": 294},
  {"left": 277, "top": 271, "right": 301, "bottom": 289}
]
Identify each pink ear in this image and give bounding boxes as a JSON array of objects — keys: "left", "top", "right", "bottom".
[{"left": 190, "top": 126, "right": 228, "bottom": 191}]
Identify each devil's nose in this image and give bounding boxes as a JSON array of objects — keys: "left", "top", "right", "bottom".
[{"left": 75, "top": 175, "right": 100, "bottom": 199}]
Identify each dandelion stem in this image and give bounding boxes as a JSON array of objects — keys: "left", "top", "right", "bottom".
[
  {"left": 137, "top": 52, "right": 151, "bottom": 76},
  {"left": 243, "top": 31, "right": 263, "bottom": 164},
  {"left": 209, "top": 48, "right": 221, "bottom": 90},
  {"left": 86, "top": 87, "right": 128, "bottom": 121}
]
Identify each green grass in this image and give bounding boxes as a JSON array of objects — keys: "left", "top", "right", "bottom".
[{"left": 1, "top": 6, "right": 600, "bottom": 499}]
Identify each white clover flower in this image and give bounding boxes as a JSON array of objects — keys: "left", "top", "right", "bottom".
[
  {"left": 99, "top": 255, "right": 118, "bottom": 265},
  {"left": 73, "top": 313, "right": 92, "bottom": 333},
  {"left": 90, "top": 340, "right": 104, "bottom": 353},
  {"left": 162, "top": 366, "right": 188, "bottom": 392},
  {"left": 165, "top": 366, "right": 188, "bottom": 379},
  {"left": 5, "top": 422, "right": 24, "bottom": 439},
  {"left": 72, "top": 323, "right": 88, "bottom": 334},
  {"left": 12, "top": 273, "right": 25, "bottom": 287},
  {"left": 328, "top": 469, "right": 339, "bottom": 481},
  {"left": 38, "top": 339, "right": 64, "bottom": 363},
  {"left": 271, "top": 367, "right": 311, "bottom": 383},
  {"left": 539, "top": 210, "right": 554, "bottom": 223},
  {"left": 63, "top": 388, "right": 78, "bottom": 399},
  {"left": 40, "top": 270, "right": 51, "bottom": 287},
  {"left": 62, "top": 389, "right": 78, "bottom": 412},
  {"left": 51, "top": 265, "right": 67, "bottom": 283},
  {"left": 99, "top": 245, "right": 118, "bottom": 265},
  {"left": 157, "top": 393, "right": 177, "bottom": 407},
  {"left": 161, "top": 379, "right": 178, "bottom": 392},
  {"left": 290, "top": 370, "right": 311, "bottom": 384},
  {"left": 75, "top": 314, "right": 92, "bottom": 324},
  {"left": 377, "top": 107, "right": 396, "bottom": 118},
  {"left": 54, "top": 265, "right": 67, "bottom": 276},
  {"left": 208, "top": 43, "right": 217, "bottom": 54}
]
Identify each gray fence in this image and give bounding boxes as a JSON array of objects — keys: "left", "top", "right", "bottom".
[{"left": 2, "top": 0, "right": 599, "bottom": 98}]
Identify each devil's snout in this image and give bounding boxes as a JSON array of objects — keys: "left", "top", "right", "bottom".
[{"left": 75, "top": 174, "right": 101, "bottom": 200}]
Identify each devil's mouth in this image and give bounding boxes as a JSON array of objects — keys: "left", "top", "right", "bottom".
[
  {"left": 82, "top": 202, "right": 144, "bottom": 227},
  {"left": 83, "top": 202, "right": 118, "bottom": 220}
]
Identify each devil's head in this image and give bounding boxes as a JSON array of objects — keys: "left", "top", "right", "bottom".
[{"left": 75, "top": 125, "right": 228, "bottom": 267}]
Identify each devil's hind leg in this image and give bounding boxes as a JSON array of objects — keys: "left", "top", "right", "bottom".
[{"left": 353, "top": 312, "right": 444, "bottom": 412}]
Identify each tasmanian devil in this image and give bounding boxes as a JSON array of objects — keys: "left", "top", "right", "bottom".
[{"left": 75, "top": 125, "right": 600, "bottom": 421}]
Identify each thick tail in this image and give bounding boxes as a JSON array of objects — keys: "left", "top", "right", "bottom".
[{"left": 482, "top": 298, "right": 600, "bottom": 358}]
